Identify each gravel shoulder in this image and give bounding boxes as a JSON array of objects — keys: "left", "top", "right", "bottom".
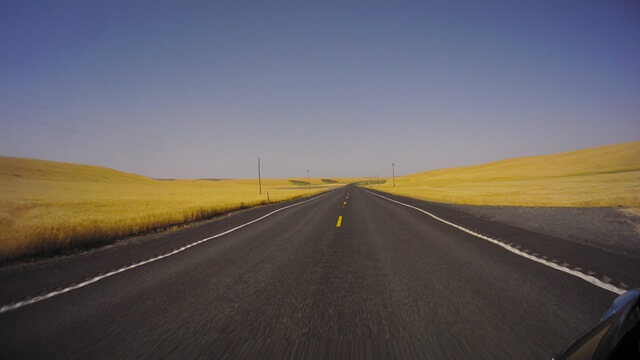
[{"left": 441, "top": 204, "right": 640, "bottom": 260}]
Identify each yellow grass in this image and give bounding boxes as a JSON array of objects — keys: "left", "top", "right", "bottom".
[
  {"left": 0, "top": 157, "right": 353, "bottom": 260},
  {"left": 368, "top": 142, "right": 640, "bottom": 207}
]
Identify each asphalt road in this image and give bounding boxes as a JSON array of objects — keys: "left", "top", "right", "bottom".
[{"left": 1, "top": 185, "right": 638, "bottom": 359}]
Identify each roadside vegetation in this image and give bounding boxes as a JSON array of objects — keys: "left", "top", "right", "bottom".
[
  {"left": 367, "top": 142, "right": 640, "bottom": 207},
  {"left": 356, "top": 180, "right": 387, "bottom": 186},
  {"left": 289, "top": 179, "right": 310, "bottom": 186},
  {"left": 0, "top": 157, "right": 351, "bottom": 261},
  {"left": 288, "top": 178, "right": 364, "bottom": 187}
]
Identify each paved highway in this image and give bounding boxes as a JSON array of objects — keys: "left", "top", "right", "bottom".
[{"left": 1, "top": 185, "right": 638, "bottom": 359}]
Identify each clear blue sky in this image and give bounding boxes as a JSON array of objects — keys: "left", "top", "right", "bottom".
[{"left": 1, "top": 1, "right": 639, "bottom": 179}]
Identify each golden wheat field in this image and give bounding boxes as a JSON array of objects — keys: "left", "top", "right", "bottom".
[
  {"left": 0, "top": 157, "right": 351, "bottom": 260},
  {"left": 369, "top": 141, "right": 640, "bottom": 207}
]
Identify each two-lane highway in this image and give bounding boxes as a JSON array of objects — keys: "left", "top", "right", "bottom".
[{"left": 0, "top": 185, "right": 635, "bottom": 359}]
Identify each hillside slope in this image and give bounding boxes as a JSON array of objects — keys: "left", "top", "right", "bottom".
[
  {"left": 0, "top": 157, "right": 154, "bottom": 184},
  {"left": 371, "top": 142, "right": 640, "bottom": 207},
  {"left": 0, "top": 157, "right": 338, "bottom": 260}
]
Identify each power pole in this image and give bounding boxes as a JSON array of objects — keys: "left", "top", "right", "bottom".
[
  {"left": 258, "top": 157, "right": 262, "bottom": 195},
  {"left": 307, "top": 169, "right": 310, "bottom": 188},
  {"left": 392, "top": 162, "right": 395, "bottom": 187}
]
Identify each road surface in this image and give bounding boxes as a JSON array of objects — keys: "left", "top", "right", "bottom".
[{"left": 1, "top": 185, "right": 638, "bottom": 359}]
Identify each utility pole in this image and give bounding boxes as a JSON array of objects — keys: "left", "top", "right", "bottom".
[
  {"left": 258, "top": 157, "right": 262, "bottom": 195},
  {"left": 392, "top": 162, "right": 395, "bottom": 187},
  {"left": 307, "top": 169, "right": 310, "bottom": 188}
]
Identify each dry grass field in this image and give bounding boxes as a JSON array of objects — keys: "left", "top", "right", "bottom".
[
  {"left": 0, "top": 157, "right": 350, "bottom": 261},
  {"left": 368, "top": 142, "right": 640, "bottom": 207}
]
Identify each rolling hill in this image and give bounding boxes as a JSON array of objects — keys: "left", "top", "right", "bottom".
[
  {"left": 371, "top": 142, "right": 640, "bottom": 207},
  {"left": 0, "top": 157, "right": 345, "bottom": 260}
]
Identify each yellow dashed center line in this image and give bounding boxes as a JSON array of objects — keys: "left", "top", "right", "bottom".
[{"left": 337, "top": 191, "right": 349, "bottom": 227}]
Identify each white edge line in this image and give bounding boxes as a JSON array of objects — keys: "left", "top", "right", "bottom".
[
  {"left": 363, "top": 189, "right": 625, "bottom": 295},
  {"left": 0, "top": 191, "right": 334, "bottom": 314}
]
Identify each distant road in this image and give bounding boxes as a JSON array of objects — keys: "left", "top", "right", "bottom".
[{"left": 1, "top": 185, "right": 638, "bottom": 359}]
